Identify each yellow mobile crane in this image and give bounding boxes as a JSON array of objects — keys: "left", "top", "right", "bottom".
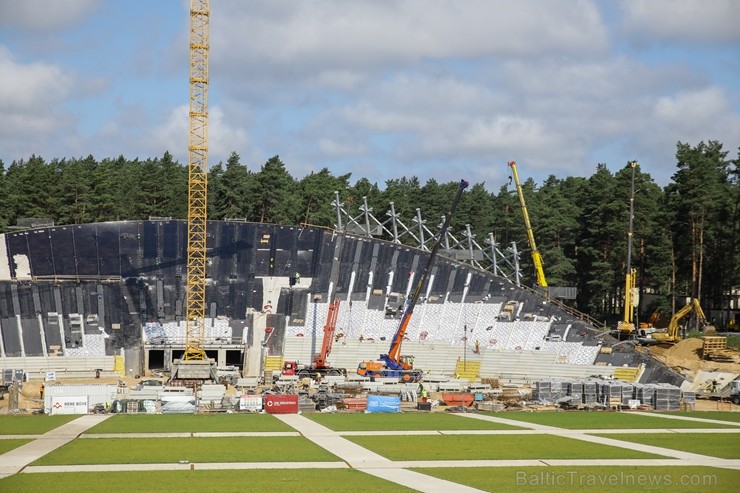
[
  {"left": 618, "top": 161, "right": 638, "bottom": 339},
  {"left": 172, "top": 0, "right": 215, "bottom": 380},
  {"left": 508, "top": 161, "right": 547, "bottom": 288}
]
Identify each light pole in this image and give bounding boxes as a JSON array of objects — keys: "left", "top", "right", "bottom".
[{"left": 463, "top": 324, "right": 467, "bottom": 371}]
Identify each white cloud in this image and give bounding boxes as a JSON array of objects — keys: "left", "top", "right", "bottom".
[
  {"left": 0, "top": 0, "right": 100, "bottom": 31},
  {"left": 620, "top": 0, "right": 740, "bottom": 44},
  {"left": 144, "top": 104, "right": 252, "bottom": 167},
  {"left": 317, "top": 138, "right": 367, "bottom": 158},
  {"left": 214, "top": 0, "right": 608, "bottom": 77},
  {"left": 0, "top": 45, "right": 76, "bottom": 158},
  {"left": 0, "top": 46, "right": 73, "bottom": 112},
  {"left": 648, "top": 87, "right": 740, "bottom": 157},
  {"left": 653, "top": 87, "right": 729, "bottom": 127}
]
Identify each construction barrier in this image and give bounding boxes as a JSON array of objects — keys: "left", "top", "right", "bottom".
[
  {"left": 367, "top": 395, "right": 400, "bottom": 413},
  {"left": 264, "top": 394, "right": 298, "bottom": 414}
]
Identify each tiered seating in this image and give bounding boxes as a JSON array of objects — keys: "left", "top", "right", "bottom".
[
  {"left": 485, "top": 321, "right": 512, "bottom": 350},
  {"left": 415, "top": 303, "right": 443, "bottom": 341},
  {"left": 521, "top": 321, "right": 551, "bottom": 350},
  {"left": 282, "top": 296, "right": 602, "bottom": 374},
  {"left": 538, "top": 340, "right": 585, "bottom": 364},
  {"left": 346, "top": 302, "right": 370, "bottom": 339},
  {"left": 154, "top": 319, "right": 234, "bottom": 344},
  {"left": 65, "top": 333, "right": 106, "bottom": 356},
  {"left": 572, "top": 345, "right": 600, "bottom": 365},
  {"left": 470, "top": 303, "right": 502, "bottom": 334},
  {"left": 201, "top": 317, "right": 232, "bottom": 343},
  {"left": 503, "top": 322, "right": 530, "bottom": 350},
  {"left": 362, "top": 309, "right": 388, "bottom": 341},
  {"left": 433, "top": 303, "right": 462, "bottom": 341}
]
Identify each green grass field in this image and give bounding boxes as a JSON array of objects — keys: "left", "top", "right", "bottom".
[
  {"left": 86, "top": 413, "right": 293, "bottom": 433},
  {"left": 415, "top": 466, "right": 740, "bottom": 493},
  {"left": 307, "top": 412, "right": 523, "bottom": 431},
  {"left": 346, "top": 434, "right": 666, "bottom": 460},
  {"left": 593, "top": 432, "right": 740, "bottom": 459},
  {"left": 0, "top": 415, "right": 78, "bottom": 435},
  {"left": 0, "top": 469, "right": 416, "bottom": 493},
  {"left": 33, "top": 436, "right": 341, "bottom": 465},
  {"left": 2, "top": 411, "right": 738, "bottom": 493},
  {"left": 489, "top": 411, "right": 738, "bottom": 429},
  {"left": 0, "top": 439, "right": 31, "bottom": 454}
]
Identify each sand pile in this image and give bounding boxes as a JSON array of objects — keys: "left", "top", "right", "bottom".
[{"left": 650, "top": 338, "right": 740, "bottom": 378}]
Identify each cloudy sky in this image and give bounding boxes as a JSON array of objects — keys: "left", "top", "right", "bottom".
[{"left": 1, "top": 0, "right": 738, "bottom": 190}]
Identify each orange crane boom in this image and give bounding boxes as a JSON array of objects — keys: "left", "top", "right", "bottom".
[{"left": 313, "top": 299, "right": 340, "bottom": 369}]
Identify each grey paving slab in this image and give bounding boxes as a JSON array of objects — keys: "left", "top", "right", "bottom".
[
  {"left": 451, "top": 412, "right": 562, "bottom": 430},
  {"left": 630, "top": 411, "right": 740, "bottom": 427},
  {"left": 274, "top": 414, "right": 487, "bottom": 493},
  {"left": 79, "top": 432, "right": 300, "bottom": 438},
  {"left": 25, "top": 462, "right": 349, "bottom": 473}
]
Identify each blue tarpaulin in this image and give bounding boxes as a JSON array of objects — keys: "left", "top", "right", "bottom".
[{"left": 367, "top": 395, "right": 401, "bottom": 413}]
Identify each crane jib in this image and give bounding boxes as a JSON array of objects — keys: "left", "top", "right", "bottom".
[{"left": 384, "top": 179, "right": 469, "bottom": 364}]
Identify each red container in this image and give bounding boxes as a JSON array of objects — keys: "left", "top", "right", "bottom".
[
  {"left": 264, "top": 394, "right": 299, "bottom": 414},
  {"left": 343, "top": 397, "right": 368, "bottom": 411},
  {"left": 442, "top": 392, "right": 474, "bottom": 407}
]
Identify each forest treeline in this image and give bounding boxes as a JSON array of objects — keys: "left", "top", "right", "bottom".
[{"left": 0, "top": 141, "right": 738, "bottom": 326}]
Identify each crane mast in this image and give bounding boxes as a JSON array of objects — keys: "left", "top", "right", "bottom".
[
  {"left": 508, "top": 161, "right": 547, "bottom": 288},
  {"left": 184, "top": 0, "right": 210, "bottom": 361},
  {"left": 619, "top": 161, "right": 637, "bottom": 338}
]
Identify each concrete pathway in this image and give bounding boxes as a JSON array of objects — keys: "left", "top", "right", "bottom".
[
  {"left": 630, "top": 410, "right": 740, "bottom": 427},
  {"left": 0, "top": 414, "right": 111, "bottom": 478},
  {"left": 455, "top": 412, "right": 740, "bottom": 469},
  {"left": 275, "top": 413, "right": 486, "bottom": 493}
]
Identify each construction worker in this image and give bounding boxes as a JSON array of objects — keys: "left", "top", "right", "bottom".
[{"left": 39, "top": 383, "right": 45, "bottom": 399}]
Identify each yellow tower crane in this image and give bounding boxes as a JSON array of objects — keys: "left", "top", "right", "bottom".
[
  {"left": 173, "top": 0, "right": 214, "bottom": 380},
  {"left": 508, "top": 161, "right": 547, "bottom": 288}
]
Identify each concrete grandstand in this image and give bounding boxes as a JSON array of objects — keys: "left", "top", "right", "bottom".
[{"left": 0, "top": 220, "right": 681, "bottom": 386}]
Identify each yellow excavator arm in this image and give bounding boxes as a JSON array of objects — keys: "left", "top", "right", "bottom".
[{"left": 666, "top": 299, "right": 708, "bottom": 341}]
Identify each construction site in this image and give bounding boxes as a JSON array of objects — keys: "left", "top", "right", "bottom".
[
  {"left": 1, "top": 0, "right": 739, "bottom": 418},
  {"left": 1, "top": 2, "right": 739, "bottom": 491}
]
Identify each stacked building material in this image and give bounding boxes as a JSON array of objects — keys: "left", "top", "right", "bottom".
[
  {"left": 582, "top": 381, "right": 598, "bottom": 404},
  {"left": 620, "top": 383, "right": 635, "bottom": 406},
  {"left": 598, "top": 381, "right": 623, "bottom": 406},
  {"left": 566, "top": 381, "right": 584, "bottom": 402},
  {"left": 681, "top": 391, "right": 696, "bottom": 408},
  {"left": 653, "top": 383, "right": 681, "bottom": 411},
  {"left": 532, "top": 380, "right": 552, "bottom": 403},
  {"left": 635, "top": 383, "right": 655, "bottom": 405},
  {"left": 551, "top": 381, "right": 566, "bottom": 401}
]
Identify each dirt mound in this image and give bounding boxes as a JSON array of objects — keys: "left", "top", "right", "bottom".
[
  {"left": 660, "top": 338, "right": 703, "bottom": 360},
  {"left": 649, "top": 338, "right": 740, "bottom": 378}
]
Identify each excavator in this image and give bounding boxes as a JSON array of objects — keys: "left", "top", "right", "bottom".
[
  {"left": 282, "top": 299, "right": 347, "bottom": 379},
  {"left": 357, "top": 179, "right": 469, "bottom": 382},
  {"left": 637, "top": 298, "right": 713, "bottom": 344}
]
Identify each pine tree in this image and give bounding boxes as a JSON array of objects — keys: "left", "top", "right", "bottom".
[{"left": 254, "top": 155, "right": 299, "bottom": 224}]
